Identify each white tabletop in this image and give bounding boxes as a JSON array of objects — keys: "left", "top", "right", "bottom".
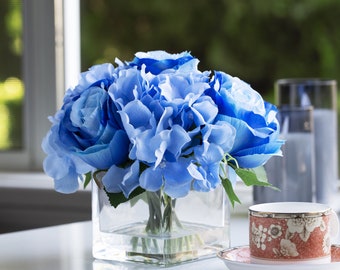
[{"left": 0, "top": 216, "right": 249, "bottom": 270}]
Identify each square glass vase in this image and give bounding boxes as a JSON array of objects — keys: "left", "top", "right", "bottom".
[{"left": 92, "top": 183, "right": 230, "bottom": 266}]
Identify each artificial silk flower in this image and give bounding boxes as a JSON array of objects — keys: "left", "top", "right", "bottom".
[{"left": 42, "top": 50, "right": 284, "bottom": 206}]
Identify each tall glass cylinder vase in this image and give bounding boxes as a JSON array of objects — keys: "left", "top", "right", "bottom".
[
  {"left": 254, "top": 106, "right": 315, "bottom": 203},
  {"left": 275, "top": 78, "right": 338, "bottom": 209},
  {"left": 92, "top": 181, "right": 230, "bottom": 266}
]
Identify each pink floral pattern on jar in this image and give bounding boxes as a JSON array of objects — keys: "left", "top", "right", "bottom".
[{"left": 249, "top": 214, "right": 331, "bottom": 261}]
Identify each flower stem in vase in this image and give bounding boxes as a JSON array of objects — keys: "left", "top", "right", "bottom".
[
  {"left": 128, "top": 190, "right": 205, "bottom": 261},
  {"left": 145, "top": 191, "right": 181, "bottom": 235}
]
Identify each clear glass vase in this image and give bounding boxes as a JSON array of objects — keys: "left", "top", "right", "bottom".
[{"left": 92, "top": 182, "right": 230, "bottom": 266}]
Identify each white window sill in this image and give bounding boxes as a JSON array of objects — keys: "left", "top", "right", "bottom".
[
  {"left": 0, "top": 172, "right": 54, "bottom": 189},
  {"left": 0, "top": 172, "right": 90, "bottom": 192}
]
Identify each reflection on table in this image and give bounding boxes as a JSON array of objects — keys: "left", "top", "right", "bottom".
[{"left": 0, "top": 217, "right": 249, "bottom": 270}]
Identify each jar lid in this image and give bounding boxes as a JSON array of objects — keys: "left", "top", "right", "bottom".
[{"left": 249, "top": 202, "right": 332, "bottom": 218}]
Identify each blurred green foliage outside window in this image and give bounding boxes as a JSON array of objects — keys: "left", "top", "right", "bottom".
[
  {"left": 81, "top": 0, "right": 340, "bottom": 102},
  {"left": 1, "top": 0, "right": 340, "bottom": 151},
  {"left": 0, "top": 0, "right": 23, "bottom": 150}
]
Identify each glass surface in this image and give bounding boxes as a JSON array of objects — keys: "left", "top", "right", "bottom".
[
  {"left": 254, "top": 107, "right": 315, "bottom": 203},
  {"left": 92, "top": 183, "right": 230, "bottom": 266},
  {"left": 0, "top": 0, "right": 24, "bottom": 151},
  {"left": 276, "top": 79, "right": 337, "bottom": 110},
  {"left": 0, "top": 218, "right": 250, "bottom": 270},
  {"left": 275, "top": 79, "right": 338, "bottom": 209}
]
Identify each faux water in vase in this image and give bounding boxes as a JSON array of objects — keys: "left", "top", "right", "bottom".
[{"left": 92, "top": 182, "right": 230, "bottom": 266}]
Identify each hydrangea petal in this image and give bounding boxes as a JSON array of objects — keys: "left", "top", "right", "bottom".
[
  {"left": 166, "top": 125, "right": 191, "bottom": 158},
  {"left": 77, "top": 63, "right": 115, "bottom": 91},
  {"left": 108, "top": 68, "right": 143, "bottom": 106},
  {"left": 119, "top": 100, "right": 151, "bottom": 137},
  {"left": 191, "top": 97, "right": 218, "bottom": 125},
  {"left": 195, "top": 142, "right": 225, "bottom": 165},
  {"left": 191, "top": 162, "right": 220, "bottom": 192},
  {"left": 54, "top": 171, "right": 80, "bottom": 194},
  {"left": 103, "top": 161, "right": 140, "bottom": 197},
  {"left": 133, "top": 129, "right": 157, "bottom": 163},
  {"left": 163, "top": 159, "right": 192, "bottom": 198},
  {"left": 102, "top": 165, "right": 128, "bottom": 193},
  {"left": 139, "top": 167, "right": 163, "bottom": 191},
  {"left": 43, "top": 154, "right": 71, "bottom": 180}
]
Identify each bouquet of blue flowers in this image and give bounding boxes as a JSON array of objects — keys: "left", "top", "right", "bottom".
[{"left": 42, "top": 50, "right": 283, "bottom": 212}]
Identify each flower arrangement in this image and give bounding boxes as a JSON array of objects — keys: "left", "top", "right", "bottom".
[{"left": 42, "top": 50, "right": 283, "bottom": 210}]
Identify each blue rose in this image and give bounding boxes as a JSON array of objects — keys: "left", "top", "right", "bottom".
[
  {"left": 209, "top": 71, "right": 283, "bottom": 168},
  {"left": 129, "top": 50, "right": 198, "bottom": 75},
  {"left": 42, "top": 63, "right": 130, "bottom": 193}
]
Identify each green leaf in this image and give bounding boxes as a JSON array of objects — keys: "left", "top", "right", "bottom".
[
  {"left": 83, "top": 172, "right": 92, "bottom": 189},
  {"left": 221, "top": 177, "right": 241, "bottom": 208},
  {"left": 236, "top": 167, "right": 279, "bottom": 191},
  {"left": 130, "top": 192, "right": 146, "bottom": 207},
  {"left": 105, "top": 187, "right": 146, "bottom": 208},
  {"left": 250, "top": 166, "right": 267, "bottom": 183}
]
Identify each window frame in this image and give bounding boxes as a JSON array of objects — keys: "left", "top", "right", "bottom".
[{"left": 0, "top": 0, "right": 80, "bottom": 172}]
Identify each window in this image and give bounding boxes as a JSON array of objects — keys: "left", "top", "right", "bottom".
[
  {"left": 0, "top": 0, "right": 80, "bottom": 172},
  {"left": 0, "top": 1, "right": 23, "bottom": 151}
]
